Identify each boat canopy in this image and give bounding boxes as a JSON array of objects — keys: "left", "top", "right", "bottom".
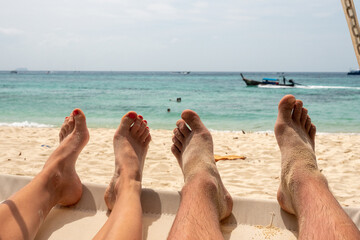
[{"left": 262, "top": 78, "right": 278, "bottom": 81}]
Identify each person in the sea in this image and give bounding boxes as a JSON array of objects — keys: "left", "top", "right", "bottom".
[{"left": 0, "top": 95, "right": 359, "bottom": 240}]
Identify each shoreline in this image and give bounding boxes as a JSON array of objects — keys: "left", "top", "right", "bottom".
[
  {"left": 1, "top": 126, "right": 360, "bottom": 207},
  {"left": 1, "top": 123, "right": 360, "bottom": 135}
]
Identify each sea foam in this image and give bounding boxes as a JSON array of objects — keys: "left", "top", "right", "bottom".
[
  {"left": 0, "top": 121, "right": 54, "bottom": 128},
  {"left": 259, "top": 85, "right": 360, "bottom": 90}
]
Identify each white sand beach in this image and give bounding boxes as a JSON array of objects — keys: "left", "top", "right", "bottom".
[{"left": 0, "top": 126, "right": 359, "bottom": 207}]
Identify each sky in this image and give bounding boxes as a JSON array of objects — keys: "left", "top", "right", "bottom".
[{"left": 0, "top": 0, "right": 357, "bottom": 72}]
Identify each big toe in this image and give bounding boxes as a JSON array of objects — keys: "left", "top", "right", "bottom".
[
  {"left": 118, "top": 111, "right": 137, "bottom": 133},
  {"left": 277, "top": 95, "right": 296, "bottom": 122},
  {"left": 181, "top": 109, "right": 205, "bottom": 131},
  {"left": 72, "top": 109, "right": 88, "bottom": 132}
]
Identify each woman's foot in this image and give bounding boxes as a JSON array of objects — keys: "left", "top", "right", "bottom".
[
  {"left": 171, "top": 110, "right": 233, "bottom": 220},
  {"left": 275, "top": 95, "right": 325, "bottom": 215},
  {"left": 42, "top": 109, "right": 89, "bottom": 206},
  {"left": 104, "top": 112, "right": 151, "bottom": 210}
]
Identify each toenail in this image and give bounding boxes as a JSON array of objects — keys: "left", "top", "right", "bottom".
[
  {"left": 144, "top": 120, "right": 147, "bottom": 124},
  {"left": 128, "top": 112, "right": 137, "bottom": 119},
  {"left": 128, "top": 113, "right": 136, "bottom": 119},
  {"left": 73, "top": 110, "right": 79, "bottom": 116},
  {"left": 138, "top": 115, "right": 143, "bottom": 119},
  {"left": 146, "top": 126, "right": 149, "bottom": 129},
  {"left": 65, "top": 117, "right": 69, "bottom": 120}
]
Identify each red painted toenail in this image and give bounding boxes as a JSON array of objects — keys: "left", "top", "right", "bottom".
[
  {"left": 73, "top": 110, "right": 79, "bottom": 116},
  {"left": 65, "top": 117, "right": 69, "bottom": 120},
  {"left": 146, "top": 126, "right": 149, "bottom": 129},
  {"left": 138, "top": 115, "right": 143, "bottom": 119},
  {"left": 128, "top": 112, "right": 137, "bottom": 119},
  {"left": 144, "top": 120, "right": 147, "bottom": 124}
]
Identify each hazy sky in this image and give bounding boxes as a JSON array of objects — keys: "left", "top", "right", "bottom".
[{"left": 0, "top": 0, "right": 356, "bottom": 71}]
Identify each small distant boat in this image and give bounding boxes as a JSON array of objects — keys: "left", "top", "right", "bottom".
[
  {"left": 10, "top": 68, "right": 28, "bottom": 74},
  {"left": 347, "top": 69, "right": 360, "bottom": 75},
  {"left": 240, "top": 73, "right": 296, "bottom": 87},
  {"left": 172, "top": 71, "right": 190, "bottom": 75}
]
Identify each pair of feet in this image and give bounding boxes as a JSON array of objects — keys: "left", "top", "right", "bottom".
[
  {"left": 49, "top": 110, "right": 151, "bottom": 209},
  {"left": 43, "top": 94, "right": 319, "bottom": 223}
]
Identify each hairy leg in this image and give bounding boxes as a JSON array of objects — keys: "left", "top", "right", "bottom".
[
  {"left": 168, "top": 110, "right": 233, "bottom": 240},
  {"left": 275, "top": 95, "right": 360, "bottom": 240},
  {"left": 0, "top": 109, "right": 89, "bottom": 240},
  {"left": 93, "top": 112, "right": 151, "bottom": 240}
]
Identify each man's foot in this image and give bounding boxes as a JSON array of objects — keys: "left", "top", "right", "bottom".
[
  {"left": 42, "top": 109, "right": 89, "bottom": 206},
  {"left": 275, "top": 95, "right": 326, "bottom": 215},
  {"left": 104, "top": 112, "right": 151, "bottom": 210},
  {"left": 171, "top": 110, "right": 233, "bottom": 220}
]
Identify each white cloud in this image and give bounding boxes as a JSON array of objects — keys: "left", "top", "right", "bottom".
[
  {"left": 0, "top": 0, "right": 354, "bottom": 71},
  {"left": 147, "top": 3, "right": 177, "bottom": 14},
  {"left": 0, "top": 27, "right": 24, "bottom": 36},
  {"left": 171, "top": 37, "right": 179, "bottom": 43},
  {"left": 38, "top": 33, "right": 81, "bottom": 48},
  {"left": 84, "top": 9, "right": 119, "bottom": 19},
  {"left": 124, "top": 8, "right": 152, "bottom": 21},
  {"left": 192, "top": 2, "right": 209, "bottom": 9},
  {"left": 225, "top": 10, "right": 259, "bottom": 22}
]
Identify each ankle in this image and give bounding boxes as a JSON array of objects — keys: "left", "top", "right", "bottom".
[
  {"left": 182, "top": 172, "right": 218, "bottom": 198},
  {"left": 114, "top": 176, "right": 142, "bottom": 196},
  {"left": 115, "top": 164, "right": 142, "bottom": 181},
  {"left": 288, "top": 172, "right": 329, "bottom": 211},
  {"left": 34, "top": 169, "right": 65, "bottom": 204},
  {"left": 288, "top": 170, "right": 327, "bottom": 194},
  {"left": 181, "top": 171, "right": 232, "bottom": 220}
]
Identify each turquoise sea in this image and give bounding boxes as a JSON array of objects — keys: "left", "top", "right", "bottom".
[{"left": 0, "top": 71, "right": 359, "bottom": 133}]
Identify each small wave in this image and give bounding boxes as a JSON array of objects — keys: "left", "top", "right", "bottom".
[
  {"left": 316, "top": 132, "right": 360, "bottom": 136},
  {"left": 258, "top": 85, "right": 293, "bottom": 89},
  {"left": 296, "top": 85, "right": 360, "bottom": 90},
  {"left": 208, "top": 129, "right": 360, "bottom": 135},
  {"left": 0, "top": 121, "right": 54, "bottom": 128},
  {"left": 208, "top": 129, "right": 275, "bottom": 134},
  {"left": 209, "top": 129, "right": 246, "bottom": 133},
  {"left": 258, "top": 85, "right": 360, "bottom": 90}
]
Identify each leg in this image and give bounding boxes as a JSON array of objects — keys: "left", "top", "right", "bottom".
[
  {"left": 0, "top": 109, "right": 89, "bottom": 240},
  {"left": 275, "top": 95, "right": 360, "bottom": 240},
  {"left": 93, "top": 112, "right": 151, "bottom": 240},
  {"left": 168, "top": 110, "right": 233, "bottom": 240}
]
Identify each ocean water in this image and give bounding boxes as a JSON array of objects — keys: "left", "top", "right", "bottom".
[{"left": 0, "top": 71, "right": 359, "bottom": 133}]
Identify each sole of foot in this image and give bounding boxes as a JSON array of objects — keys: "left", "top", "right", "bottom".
[
  {"left": 275, "top": 95, "right": 325, "bottom": 215},
  {"left": 104, "top": 112, "right": 151, "bottom": 210},
  {"left": 171, "top": 109, "right": 233, "bottom": 220},
  {"left": 43, "top": 109, "right": 89, "bottom": 206}
]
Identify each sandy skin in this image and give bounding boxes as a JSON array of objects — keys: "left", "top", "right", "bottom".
[
  {"left": 171, "top": 109, "right": 233, "bottom": 219},
  {"left": 168, "top": 109, "right": 233, "bottom": 239},
  {"left": 275, "top": 95, "right": 360, "bottom": 239},
  {"left": 93, "top": 112, "right": 151, "bottom": 240},
  {"left": 275, "top": 95, "right": 319, "bottom": 215},
  {"left": 104, "top": 112, "right": 151, "bottom": 210}
]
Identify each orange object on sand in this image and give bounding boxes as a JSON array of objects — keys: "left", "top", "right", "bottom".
[{"left": 214, "top": 155, "right": 246, "bottom": 162}]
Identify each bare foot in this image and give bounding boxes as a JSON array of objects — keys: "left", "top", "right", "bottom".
[
  {"left": 275, "top": 95, "right": 326, "bottom": 215},
  {"left": 41, "top": 109, "right": 89, "bottom": 206},
  {"left": 104, "top": 112, "right": 151, "bottom": 210},
  {"left": 171, "top": 109, "right": 233, "bottom": 220}
]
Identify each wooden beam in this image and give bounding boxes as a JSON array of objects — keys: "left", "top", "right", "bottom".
[{"left": 341, "top": 0, "right": 360, "bottom": 69}]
